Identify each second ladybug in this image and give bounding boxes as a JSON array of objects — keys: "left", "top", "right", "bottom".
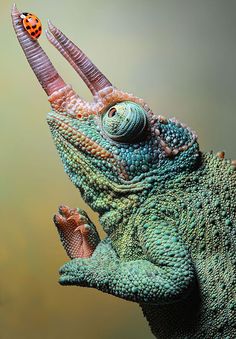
[{"left": 20, "top": 12, "right": 42, "bottom": 39}]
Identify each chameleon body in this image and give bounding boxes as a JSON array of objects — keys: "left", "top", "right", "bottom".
[{"left": 12, "top": 6, "right": 236, "bottom": 338}]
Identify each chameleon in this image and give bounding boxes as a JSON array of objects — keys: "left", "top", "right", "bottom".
[{"left": 12, "top": 5, "right": 236, "bottom": 338}]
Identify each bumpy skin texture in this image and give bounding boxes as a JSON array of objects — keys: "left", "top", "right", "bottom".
[
  {"left": 12, "top": 7, "right": 236, "bottom": 338},
  {"left": 56, "top": 150, "right": 236, "bottom": 339},
  {"left": 48, "top": 99, "right": 236, "bottom": 338}
]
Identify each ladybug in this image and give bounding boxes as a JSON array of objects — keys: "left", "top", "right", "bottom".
[{"left": 20, "top": 12, "right": 42, "bottom": 39}]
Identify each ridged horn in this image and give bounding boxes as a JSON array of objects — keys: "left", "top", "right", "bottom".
[
  {"left": 11, "top": 4, "right": 66, "bottom": 96},
  {"left": 47, "top": 21, "right": 112, "bottom": 94},
  {"left": 46, "top": 27, "right": 96, "bottom": 95}
]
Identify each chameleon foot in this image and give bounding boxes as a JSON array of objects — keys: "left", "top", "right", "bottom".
[{"left": 53, "top": 205, "right": 100, "bottom": 259}]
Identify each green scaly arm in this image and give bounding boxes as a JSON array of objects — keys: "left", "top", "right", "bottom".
[{"left": 59, "top": 218, "right": 195, "bottom": 304}]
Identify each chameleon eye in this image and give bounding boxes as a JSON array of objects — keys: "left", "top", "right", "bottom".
[
  {"left": 102, "top": 101, "right": 148, "bottom": 142},
  {"left": 108, "top": 107, "right": 117, "bottom": 118}
]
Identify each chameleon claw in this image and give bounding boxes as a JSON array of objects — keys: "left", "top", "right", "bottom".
[
  {"left": 58, "top": 205, "right": 72, "bottom": 218},
  {"left": 53, "top": 214, "right": 65, "bottom": 227}
]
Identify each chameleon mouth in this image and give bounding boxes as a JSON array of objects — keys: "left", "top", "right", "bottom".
[
  {"left": 47, "top": 111, "right": 113, "bottom": 160},
  {"left": 50, "top": 129, "right": 144, "bottom": 192},
  {"left": 11, "top": 4, "right": 147, "bottom": 118}
]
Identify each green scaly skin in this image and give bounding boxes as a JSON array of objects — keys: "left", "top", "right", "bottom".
[
  {"left": 12, "top": 7, "right": 236, "bottom": 338},
  {"left": 54, "top": 115, "right": 236, "bottom": 338}
]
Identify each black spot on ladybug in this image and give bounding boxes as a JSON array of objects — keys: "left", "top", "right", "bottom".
[
  {"left": 32, "top": 24, "right": 37, "bottom": 29},
  {"left": 36, "top": 19, "right": 39, "bottom": 23},
  {"left": 26, "top": 25, "right": 31, "bottom": 30},
  {"left": 26, "top": 19, "right": 29, "bottom": 23},
  {"left": 35, "top": 30, "right": 38, "bottom": 34},
  {"left": 39, "top": 26, "right": 42, "bottom": 31},
  {"left": 31, "top": 32, "right": 35, "bottom": 36}
]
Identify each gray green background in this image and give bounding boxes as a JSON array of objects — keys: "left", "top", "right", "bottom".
[{"left": 1, "top": 0, "right": 236, "bottom": 338}]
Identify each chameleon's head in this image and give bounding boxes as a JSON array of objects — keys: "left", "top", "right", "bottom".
[{"left": 12, "top": 5, "right": 200, "bottom": 205}]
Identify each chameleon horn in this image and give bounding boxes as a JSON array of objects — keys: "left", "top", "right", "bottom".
[
  {"left": 11, "top": 4, "right": 66, "bottom": 96},
  {"left": 45, "top": 27, "right": 96, "bottom": 95},
  {"left": 47, "top": 21, "right": 112, "bottom": 94}
]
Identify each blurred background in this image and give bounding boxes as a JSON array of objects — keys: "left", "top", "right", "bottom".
[{"left": 1, "top": 0, "right": 236, "bottom": 338}]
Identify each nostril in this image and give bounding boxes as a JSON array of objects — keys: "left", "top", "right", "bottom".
[{"left": 108, "top": 107, "right": 117, "bottom": 118}]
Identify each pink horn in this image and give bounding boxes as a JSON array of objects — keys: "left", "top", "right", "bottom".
[
  {"left": 47, "top": 21, "right": 112, "bottom": 94},
  {"left": 11, "top": 4, "right": 66, "bottom": 96},
  {"left": 46, "top": 28, "right": 96, "bottom": 95}
]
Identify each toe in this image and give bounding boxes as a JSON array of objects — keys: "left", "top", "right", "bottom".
[
  {"left": 58, "top": 205, "right": 71, "bottom": 217},
  {"left": 53, "top": 213, "right": 66, "bottom": 228}
]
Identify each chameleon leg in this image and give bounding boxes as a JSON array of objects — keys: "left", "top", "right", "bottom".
[
  {"left": 53, "top": 205, "right": 100, "bottom": 259},
  {"left": 59, "top": 218, "right": 195, "bottom": 305}
]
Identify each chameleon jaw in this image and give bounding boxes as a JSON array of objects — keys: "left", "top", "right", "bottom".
[
  {"left": 47, "top": 109, "right": 130, "bottom": 182},
  {"left": 47, "top": 111, "right": 113, "bottom": 160}
]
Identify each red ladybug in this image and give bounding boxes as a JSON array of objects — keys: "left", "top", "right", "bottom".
[{"left": 20, "top": 12, "right": 42, "bottom": 39}]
